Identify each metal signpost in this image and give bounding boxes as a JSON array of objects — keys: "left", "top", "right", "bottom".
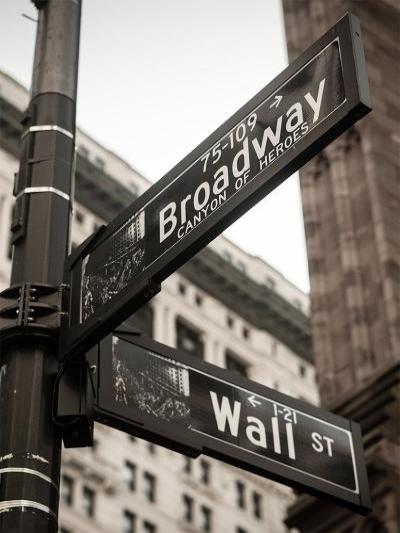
[
  {"left": 60, "top": 14, "right": 371, "bottom": 359},
  {"left": 85, "top": 330, "right": 371, "bottom": 515}
]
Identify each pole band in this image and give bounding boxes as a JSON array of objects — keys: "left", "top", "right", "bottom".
[
  {"left": 16, "top": 186, "right": 70, "bottom": 202},
  {"left": 0, "top": 500, "right": 57, "bottom": 521},
  {"left": 0, "top": 468, "right": 59, "bottom": 491},
  {"left": 21, "top": 124, "right": 74, "bottom": 140}
]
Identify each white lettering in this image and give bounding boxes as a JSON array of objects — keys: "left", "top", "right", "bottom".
[
  {"left": 159, "top": 202, "right": 177, "bottom": 243},
  {"left": 210, "top": 392, "right": 241, "bottom": 437},
  {"left": 210, "top": 198, "right": 218, "bottom": 211},
  {"left": 293, "top": 126, "right": 301, "bottom": 142},
  {"left": 311, "top": 432, "right": 335, "bottom": 456},
  {"left": 201, "top": 204, "right": 210, "bottom": 218},
  {"left": 235, "top": 177, "right": 243, "bottom": 190},
  {"left": 194, "top": 182, "right": 210, "bottom": 211},
  {"left": 252, "top": 116, "right": 283, "bottom": 158},
  {"left": 301, "top": 121, "right": 309, "bottom": 135},
  {"left": 213, "top": 165, "right": 229, "bottom": 195},
  {"left": 246, "top": 416, "right": 267, "bottom": 448},
  {"left": 233, "top": 138, "right": 250, "bottom": 178},
  {"left": 193, "top": 212, "right": 202, "bottom": 226},
  {"left": 324, "top": 436, "right": 334, "bottom": 457},
  {"left": 311, "top": 432, "right": 324, "bottom": 453},
  {"left": 284, "top": 135, "right": 293, "bottom": 149},
  {"left": 286, "top": 102, "right": 304, "bottom": 132},
  {"left": 180, "top": 194, "right": 191, "bottom": 224},
  {"left": 276, "top": 142, "right": 284, "bottom": 156},
  {"left": 305, "top": 78, "right": 326, "bottom": 123}
]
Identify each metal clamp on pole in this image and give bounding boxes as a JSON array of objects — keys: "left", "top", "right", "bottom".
[
  {"left": 0, "top": 282, "right": 68, "bottom": 344},
  {"left": 21, "top": 124, "right": 74, "bottom": 141},
  {"left": 15, "top": 186, "right": 71, "bottom": 203}
]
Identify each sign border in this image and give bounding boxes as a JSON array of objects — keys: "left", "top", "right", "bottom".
[{"left": 90, "top": 330, "right": 371, "bottom": 515}]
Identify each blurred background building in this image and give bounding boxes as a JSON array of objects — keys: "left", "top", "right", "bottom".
[
  {"left": 0, "top": 68, "right": 317, "bottom": 533},
  {"left": 282, "top": 1, "right": 400, "bottom": 532}
]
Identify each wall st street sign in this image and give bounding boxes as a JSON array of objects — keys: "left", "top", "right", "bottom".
[
  {"left": 88, "top": 331, "right": 371, "bottom": 515},
  {"left": 60, "top": 14, "right": 371, "bottom": 358}
]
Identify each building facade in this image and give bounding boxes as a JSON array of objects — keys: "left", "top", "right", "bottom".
[
  {"left": 282, "top": 1, "right": 400, "bottom": 531},
  {"left": 0, "top": 69, "right": 317, "bottom": 533}
]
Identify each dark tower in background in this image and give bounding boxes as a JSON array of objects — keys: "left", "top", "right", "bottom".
[{"left": 282, "top": 1, "right": 399, "bottom": 531}]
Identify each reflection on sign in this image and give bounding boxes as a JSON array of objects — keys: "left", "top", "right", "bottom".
[{"left": 110, "top": 337, "right": 358, "bottom": 494}]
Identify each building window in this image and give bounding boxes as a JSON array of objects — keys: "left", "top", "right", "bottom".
[
  {"left": 176, "top": 319, "right": 204, "bottom": 359},
  {"left": 178, "top": 282, "right": 186, "bottom": 296},
  {"left": 226, "top": 352, "right": 248, "bottom": 378},
  {"left": 293, "top": 298, "right": 302, "bottom": 310},
  {"left": 147, "top": 442, "right": 156, "bottom": 455},
  {"left": 182, "top": 494, "right": 194, "bottom": 523},
  {"left": 78, "top": 144, "right": 89, "bottom": 158},
  {"left": 252, "top": 491, "right": 262, "bottom": 519},
  {"left": 227, "top": 316, "right": 234, "bottom": 329},
  {"left": 75, "top": 209, "right": 84, "bottom": 224},
  {"left": 143, "top": 472, "right": 156, "bottom": 503},
  {"left": 222, "top": 250, "right": 232, "bottom": 262},
  {"left": 200, "top": 459, "right": 210, "bottom": 485},
  {"left": 299, "top": 364, "right": 306, "bottom": 377},
  {"left": 82, "top": 486, "right": 95, "bottom": 518},
  {"left": 129, "top": 435, "right": 137, "bottom": 443},
  {"left": 183, "top": 457, "right": 192, "bottom": 474},
  {"left": 242, "top": 327, "right": 250, "bottom": 340},
  {"left": 265, "top": 276, "right": 276, "bottom": 290},
  {"left": 200, "top": 506, "right": 212, "bottom": 532},
  {"left": 235, "top": 480, "right": 246, "bottom": 509},
  {"left": 94, "top": 156, "right": 105, "bottom": 170},
  {"left": 195, "top": 294, "right": 203, "bottom": 307},
  {"left": 123, "top": 510, "right": 136, "bottom": 533},
  {"left": 271, "top": 341, "right": 278, "bottom": 356},
  {"left": 143, "top": 521, "right": 156, "bottom": 533},
  {"left": 237, "top": 261, "right": 246, "bottom": 273},
  {"left": 61, "top": 475, "right": 74, "bottom": 506},
  {"left": 236, "top": 528, "right": 247, "bottom": 533},
  {"left": 123, "top": 461, "right": 136, "bottom": 491},
  {"left": 128, "top": 181, "right": 139, "bottom": 196}
]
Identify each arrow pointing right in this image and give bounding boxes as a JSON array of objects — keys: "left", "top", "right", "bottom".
[{"left": 269, "top": 94, "right": 283, "bottom": 109}]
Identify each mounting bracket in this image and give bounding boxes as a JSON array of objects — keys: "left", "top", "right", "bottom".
[{"left": 0, "top": 282, "right": 68, "bottom": 343}]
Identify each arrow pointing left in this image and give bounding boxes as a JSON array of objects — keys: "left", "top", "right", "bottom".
[{"left": 248, "top": 395, "right": 261, "bottom": 407}]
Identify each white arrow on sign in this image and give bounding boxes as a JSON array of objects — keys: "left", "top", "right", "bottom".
[
  {"left": 248, "top": 395, "right": 261, "bottom": 407},
  {"left": 269, "top": 94, "right": 283, "bottom": 108}
]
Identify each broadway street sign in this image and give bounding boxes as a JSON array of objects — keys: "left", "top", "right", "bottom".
[
  {"left": 89, "top": 331, "right": 371, "bottom": 515},
  {"left": 61, "top": 14, "right": 371, "bottom": 357}
]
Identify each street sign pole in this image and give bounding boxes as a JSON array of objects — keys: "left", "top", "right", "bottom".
[{"left": 0, "top": 1, "right": 81, "bottom": 531}]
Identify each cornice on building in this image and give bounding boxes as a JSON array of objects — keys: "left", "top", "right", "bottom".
[
  {"left": 0, "top": 94, "right": 312, "bottom": 363},
  {"left": 180, "top": 247, "right": 311, "bottom": 361}
]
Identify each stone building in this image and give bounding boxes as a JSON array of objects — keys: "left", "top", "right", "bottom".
[
  {"left": 282, "top": 1, "right": 400, "bottom": 531},
  {"left": 0, "top": 68, "right": 318, "bottom": 533}
]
